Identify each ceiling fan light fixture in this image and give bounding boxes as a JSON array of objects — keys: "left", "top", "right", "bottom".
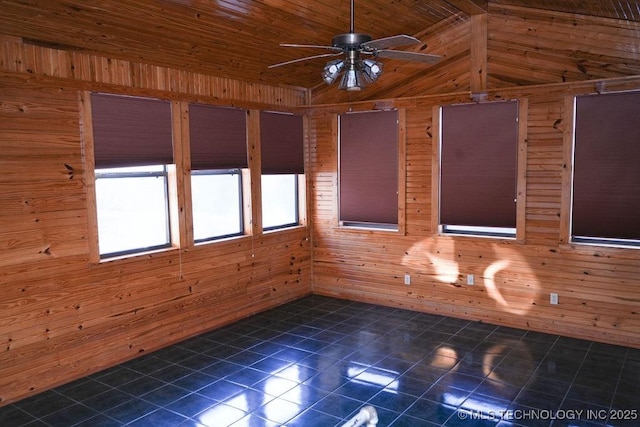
[
  {"left": 271, "top": 0, "right": 439, "bottom": 90},
  {"left": 339, "top": 64, "right": 365, "bottom": 91},
  {"left": 362, "top": 58, "right": 383, "bottom": 83},
  {"left": 322, "top": 59, "right": 345, "bottom": 84}
]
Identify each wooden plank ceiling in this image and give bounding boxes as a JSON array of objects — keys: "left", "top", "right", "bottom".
[{"left": 0, "top": 0, "right": 639, "bottom": 91}]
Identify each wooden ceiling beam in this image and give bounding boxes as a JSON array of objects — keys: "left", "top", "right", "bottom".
[
  {"left": 470, "top": 13, "right": 488, "bottom": 92},
  {"left": 444, "top": 0, "right": 488, "bottom": 15},
  {"left": 442, "top": 1, "right": 488, "bottom": 92}
]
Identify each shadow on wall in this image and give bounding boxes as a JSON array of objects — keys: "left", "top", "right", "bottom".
[{"left": 402, "top": 238, "right": 541, "bottom": 316}]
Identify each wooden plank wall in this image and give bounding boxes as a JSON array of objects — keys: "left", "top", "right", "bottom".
[
  {"left": 309, "top": 75, "right": 640, "bottom": 351},
  {"left": 0, "top": 35, "right": 306, "bottom": 107},
  {"left": 309, "top": 4, "right": 640, "bottom": 350},
  {"left": 310, "top": 76, "right": 640, "bottom": 352},
  {"left": 2, "top": 2, "right": 640, "bottom": 406},
  {"left": 0, "top": 37, "right": 311, "bottom": 405}
]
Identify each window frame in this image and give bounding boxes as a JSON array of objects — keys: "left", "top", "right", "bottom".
[
  {"left": 82, "top": 92, "right": 184, "bottom": 263},
  {"left": 187, "top": 102, "right": 249, "bottom": 245},
  {"left": 82, "top": 93, "right": 311, "bottom": 261},
  {"left": 94, "top": 165, "right": 173, "bottom": 258},
  {"left": 561, "top": 91, "right": 640, "bottom": 250},
  {"left": 432, "top": 100, "right": 527, "bottom": 241},
  {"left": 191, "top": 168, "right": 245, "bottom": 243},
  {"left": 258, "top": 111, "right": 307, "bottom": 234},
  {"left": 335, "top": 108, "right": 407, "bottom": 234},
  {"left": 261, "top": 173, "right": 301, "bottom": 232}
]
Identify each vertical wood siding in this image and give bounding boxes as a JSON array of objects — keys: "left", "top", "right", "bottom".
[
  {"left": 3, "top": 2, "right": 640, "bottom": 406},
  {"left": 309, "top": 8, "right": 640, "bottom": 351},
  {"left": 0, "top": 39, "right": 310, "bottom": 405},
  {"left": 309, "top": 77, "right": 640, "bottom": 353}
]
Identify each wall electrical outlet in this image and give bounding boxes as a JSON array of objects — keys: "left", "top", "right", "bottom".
[
  {"left": 466, "top": 274, "right": 475, "bottom": 285},
  {"left": 550, "top": 293, "right": 559, "bottom": 305},
  {"left": 404, "top": 274, "right": 411, "bottom": 285}
]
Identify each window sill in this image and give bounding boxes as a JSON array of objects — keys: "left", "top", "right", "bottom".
[
  {"left": 96, "top": 245, "right": 177, "bottom": 264},
  {"left": 335, "top": 224, "right": 399, "bottom": 234},
  {"left": 195, "top": 233, "right": 245, "bottom": 246},
  {"left": 441, "top": 231, "right": 516, "bottom": 240},
  {"left": 263, "top": 224, "right": 306, "bottom": 234},
  {"left": 560, "top": 241, "right": 640, "bottom": 255}
]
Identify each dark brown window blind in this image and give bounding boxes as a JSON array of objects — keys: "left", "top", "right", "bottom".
[
  {"left": 90, "top": 93, "right": 173, "bottom": 169},
  {"left": 189, "top": 104, "right": 247, "bottom": 170},
  {"left": 573, "top": 91, "right": 640, "bottom": 241},
  {"left": 440, "top": 101, "right": 518, "bottom": 228},
  {"left": 260, "top": 112, "right": 304, "bottom": 174},
  {"left": 339, "top": 110, "right": 398, "bottom": 226}
]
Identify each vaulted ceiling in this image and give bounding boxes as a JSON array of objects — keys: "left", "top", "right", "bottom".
[{"left": 1, "top": 0, "right": 639, "bottom": 99}]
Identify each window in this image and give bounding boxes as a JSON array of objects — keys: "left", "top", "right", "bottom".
[
  {"left": 95, "top": 166, "right": 171, "bottom": 256},
  {"left": 338, "top": 110, "right": 399, "bottom": 230},
  {"left": 262, "top": 174, "right": 298, "bottom": 230},
  {"left": 260, "top": 111, "right": 304, "bottom": 231},
  {"left": 571, "top": 91, "right": 640, "bottom": 247},
  {"left": 90, "top": 93, "right": 174, "bottom": 259},
  {"left": 439, "top": 101, "right": 519, "bottom": 238},
  {"left": 189, "top": 104, "right": 247, "bottom": 242},
  {"left": 191, "top": 170, "right": 243, "bottom": 241}
]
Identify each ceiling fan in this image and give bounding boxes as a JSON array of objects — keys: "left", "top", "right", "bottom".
[{"left": 269, "top": 0, "right": 441, "bottom": 91}]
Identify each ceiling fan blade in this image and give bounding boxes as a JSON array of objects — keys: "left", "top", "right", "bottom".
[
  {"left": 375, "top": 49, "right": 441, "bottom": 64},
  {"left": 268, "top": 52, "right": 342, "bottom": 69},
  {"left": 362, "top": 34, "right": 420, "bottom": 50},
  {"left": 280, "top": 43, "right": 342, "bottom": 51}
]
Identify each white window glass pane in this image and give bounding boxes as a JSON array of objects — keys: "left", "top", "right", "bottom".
[
  {"left": 97, "top": 165, "right": 165, "bottom": 174},
  {"left": 443, "top": 225, "right": 515, "bottom": 238},
  {"left": 262, "top": 174, "right": 297, "bottom": 229},
  {"left": 191, "top": 173, "right": 242, "bottom": 241},
  {"left": 96, "top": 173, "right": 169, "bottom": 255}
]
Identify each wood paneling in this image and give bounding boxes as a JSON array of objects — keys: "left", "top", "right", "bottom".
[
  {"left": 0, "top": 36, "right": 306, "bottom": 108},
  {"left": 487, "top": 5, "right": 640, "bottom": 87},
  {"left": 309, "top": 75, "right": 640, "bottom": 351},
  {"left": 1, "top": 0, "right": 639, "bottom": 90},
  {"left": 3, "top": 0, "right": 640, "bottom": 407},
  {"left": 0, "top": 0, "right": 455, "bottom": 89},
  {"left": 0, "top": 39, "right": 310, "bottom": 405},
  {"left": 312, "top": 4, "right": 640, "bottom": 102},
  {"left": 492, "top": 0, "right": 640, "bottom": 21}
]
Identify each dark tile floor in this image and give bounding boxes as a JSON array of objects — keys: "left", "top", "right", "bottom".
[{"left": 1, "top": 295, "right": 639, "bottom": 427}]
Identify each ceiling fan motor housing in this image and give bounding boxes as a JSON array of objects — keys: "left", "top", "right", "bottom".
[{"left": 332, "top": 33, "right": 373, "bottom": 49}]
